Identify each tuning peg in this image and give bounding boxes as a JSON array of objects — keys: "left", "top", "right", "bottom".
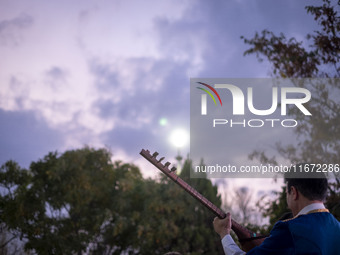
[
  {"left": 157, "top": 157, "right": 165, "bottom": 163},
  {"left": 152, "top": 152, "right": 159, "bottom": 158},
  {"left": 170, "top": 167, "right": 177, "bottom": 172},
  {"left": 164, "top": 162, "right": 170, "bottom": 168}
]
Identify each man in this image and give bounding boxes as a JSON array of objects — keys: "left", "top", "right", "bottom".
[{"left": 213, "top": 164, "right": 340, "bottom": 254}]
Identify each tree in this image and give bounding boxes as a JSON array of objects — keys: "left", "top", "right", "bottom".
[
  {"left": 242, "top": 0, "right": 340, "bottom": 227},
  {"left": 0, "top": 148, "right": 224, "bottom": 254},
  {"left": 0, "top": 147, "right": 141, "bottom": 254},
  {"left": 221, "top": 186, "right": 257, "bottom": 226}
]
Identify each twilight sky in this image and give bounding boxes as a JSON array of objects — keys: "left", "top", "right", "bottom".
[{"left": 1, "top": 0, "right": 321, "bottom": 195}]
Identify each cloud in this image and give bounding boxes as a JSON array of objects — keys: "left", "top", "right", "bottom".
[
  {"left": 0, "top": 109, "right": 64, "bottom": 167},
  {"left": 0, "top": 13, "right": 34, "bottom": 46},
  {"left": 0, "top": 0, "right": 320, "bottom": 181},
  {"left": 88, "top": 55, "right": 191, "bottom": 158},
  {"left": 0, "top": 1, "right": 199, "bottom": 160},
  {"left": 45, "top": 66, "right": 68, "bottom": 80}
]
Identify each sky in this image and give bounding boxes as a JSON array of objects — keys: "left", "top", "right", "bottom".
[{"left": 0, "top": 0, "right": 323, "bottom": 199}]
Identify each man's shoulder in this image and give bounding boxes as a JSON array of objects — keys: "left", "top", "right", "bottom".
[
  {"left": 250, "top": 212, "right": 340, "bottom": 254},
  {"left": 274, "top": 211, "right": 340, "bottom": 237},
  {"left": 283, "top": 210, "right": 338, "bottom": 223},
  {"left": 272, "top": 211, "right": 340, "bottom": 232},
  {"left": 265, "top": 212, "right": 340, "bottom": 254}
]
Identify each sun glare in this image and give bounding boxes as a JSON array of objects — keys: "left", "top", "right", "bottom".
[{"left": 169, "top": 128, "right": 189, "bottom": 148}]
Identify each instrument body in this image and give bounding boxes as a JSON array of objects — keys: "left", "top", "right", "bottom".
[{"left": 140, "top": 149, "right": 266, "bottom": 251}]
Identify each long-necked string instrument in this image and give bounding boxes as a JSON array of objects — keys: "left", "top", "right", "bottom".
[{"left": 140, "top": 149, "right": 267, "bottom": 252}]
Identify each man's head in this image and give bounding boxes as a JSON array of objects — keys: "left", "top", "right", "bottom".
[{"left": 284, "top": 163, "right": 328, "bottom": 215}]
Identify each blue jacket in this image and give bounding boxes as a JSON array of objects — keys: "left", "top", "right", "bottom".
[{"left": 247, "top": 210, "right": 340, "bottom": 255}]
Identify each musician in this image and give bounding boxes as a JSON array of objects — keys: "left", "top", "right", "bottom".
[{"left": 213, "top": 165, "right": 340, "bottom": 254}]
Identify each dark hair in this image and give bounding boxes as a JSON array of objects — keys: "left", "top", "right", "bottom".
[{"left": 284, "top": 163, "right": 328, "bottom": 201}]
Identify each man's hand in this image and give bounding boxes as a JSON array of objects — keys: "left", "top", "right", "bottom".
[{"left": 213, "top": 213, "right": 232, "bottom": 239}]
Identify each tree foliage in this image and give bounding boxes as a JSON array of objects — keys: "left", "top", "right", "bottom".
[
  {"left": 0, "top": 147, "right": 223, "bottom": 254},
  {"left": 242, "top": 0, "right": 340, "bottom": 228}
]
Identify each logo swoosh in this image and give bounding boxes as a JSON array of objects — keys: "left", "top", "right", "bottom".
[{"left": 197, "top": 82, "right": 222, "bottom": 106}]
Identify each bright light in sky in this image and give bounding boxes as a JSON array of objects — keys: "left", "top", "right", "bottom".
[
  {"left": 169, "top": 128, "right": 189, "bottom": 148},
  {"left": 159, "top": 117, "right": 168, "bottom": 126}
]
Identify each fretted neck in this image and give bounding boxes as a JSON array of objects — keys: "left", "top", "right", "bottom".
[
  {"left": 140, "top": 149, "right": 255, "bottom": 240},
  {"left": 174, "top": 175, "right": 226, "bottom": 218},
  {"left": 170, "top": 170, "right": 254, "bottom": 239}
]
